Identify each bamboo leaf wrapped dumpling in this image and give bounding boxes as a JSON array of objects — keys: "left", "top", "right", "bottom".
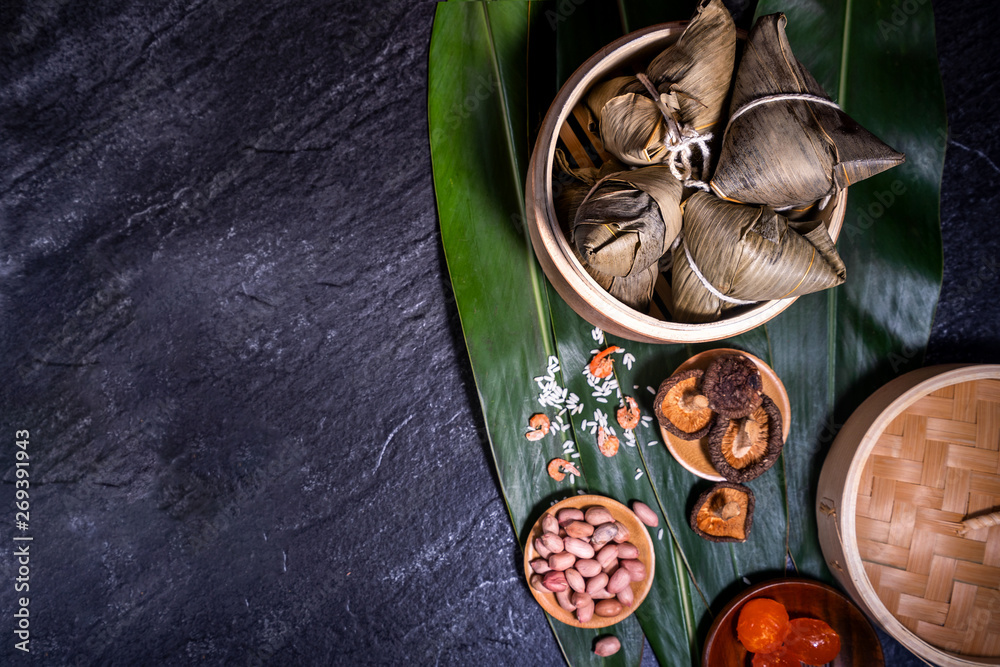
[
  {"left": 671, "top": 192, "right": 846, "bottom": 323},
  {"left": 586, "top": 0, "right": 735, "bottom": 173},
  {"left": 553, "top": 165, "right": 662, "bottom": 312},
  {"left": 710, "top": 13, "right": 905, "bottom": 208},
  {"left": 573, "top": 165, "right": 683, "bottom": 278}
]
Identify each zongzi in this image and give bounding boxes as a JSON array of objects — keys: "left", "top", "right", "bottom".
[
  {"left": 554, "top": 171, "right": 660, "bottom": 312},
  {"left": 710, "top": 13, "right": 905, "bottom": 208},
  {"left": 573, "top": 165, "right": 683, "bottom": 278},
  {"left": 586, "top": 0, "right": 735, "bottom": 177},
  {"left": 671, "top": 191, "right": 846, "bottom": 323}
]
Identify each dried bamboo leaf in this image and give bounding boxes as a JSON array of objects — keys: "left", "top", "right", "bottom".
[
  {"left": 711, "top": 13, "right": 905, "bottom": 207},
  {"left": 671, "top": 191, "right": 846, "bottom": 322},
  {"left": 573, "top": 165, "right": 682, "bottom": 278},
  {"left": 554, "top": 177, "right": 660, "bottom": 312},
  {"left": 597, "top": 93, "right": 670, "bottom": 166},
  {"left": 589, "top": 0, "right": 735, "bottom": 169},
  {"left": 646, "top": 0, "right": 736, "bottom": 135}
]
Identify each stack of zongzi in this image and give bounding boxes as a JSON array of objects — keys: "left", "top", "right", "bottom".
[{"left": 556, "top": 4, "right": 904, "bottom": 324}]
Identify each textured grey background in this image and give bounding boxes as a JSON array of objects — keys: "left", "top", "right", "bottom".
[{"left": 0, "top": 0, "right": 996, "bottom": 665}]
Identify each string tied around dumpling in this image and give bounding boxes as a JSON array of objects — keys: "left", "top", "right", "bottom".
[
  {"left": 681, "top": 238, "right": 758, "bottom": 306},
  {"left": 727, "top": 93, "right": 842, "bottom": 125},
  {"left": 636, "top": 73, "right": 712, "bottom": 191}
]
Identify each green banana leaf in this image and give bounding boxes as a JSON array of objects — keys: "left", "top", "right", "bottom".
[{"left": 428, "top": 1, "right": 945, "bottom": 665}]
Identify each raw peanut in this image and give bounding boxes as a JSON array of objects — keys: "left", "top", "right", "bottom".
[
  {"left": 585, "top": 506, "right": 615, "bottom": 526},
  {"left": 612, "top": 521, "right": 630, "bottom": 544},
  {"left": 616, "top": 542, "right": 639, "bottom": 559},
  {"left": 590, "top": 588, "right": 615, "bottom": 600},
  {"left": 530, "top": 574, "right": 548, "bottom": 593},
  {"left": 585, "top": 572, "right": 608, "bottom": 595},
  {"left": 529, "top": 558, "right": 551, "bottom": 574},
  {"left": 534, "top": 537, "right": 551, "bottom": 559},
  {"left": 575, "top": 558, "right": 601, "bottom": 578},
  {"left": 542, "top": 513, "right": 559, "bottom": 535},
  {"left": 621, "top": 559, "right": 646, "bottom": 582},
  {"left": 591, "top": 522, "right": 619, "bottom": 548},
  {"left": 557, "top": 508, "right": 584, "bottom": 526},
  {"left": 564, "top": 537, "right": 596, "bottom": 559},
  {"left": 576, "top": 598, "right": 595, "bottom": 623},
  {"left": 542, "top": 571, "right": 568, "bottom": 593},
  {"left": 594, "top": 636, "right": 621, "bottom": 656},
  {"left": 548, "top": 551, "right": 576, "bottom": 571},
  {"left": 594, "top": 599, "right": 623, "bottom": 617},
  {"left": 571, "top": 591, "right": 593, "bottom": 609},
  {"left": 596, "top": 544, "right": 618, "bottom": 568},
  {"left": 603, "top": 560, "right": 619, "bottom": 576},
  {"left": 540, "top": 533, "right": 564, "bottom": 554},
  {"left": 555, "top": 589, "right": 576, "bottom": 612},
  {"left": 565, "top": 568, "right": 585, "bottom": 593},
  {"left": 565, "top": 520, "right": 595, "bottom": 539},
  {"left": 617, "top": 583, "right": 634, "bottom": 608},
  {"left": 632, "top": 501, "right": 658, "bottom": 527},
  {"left": 607, "top": 567, "right": 631, "bottom": 594}
]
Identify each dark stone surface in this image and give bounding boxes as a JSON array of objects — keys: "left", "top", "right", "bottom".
[{"left": 0, "top": 0, "right": 995, "bottom": 665}]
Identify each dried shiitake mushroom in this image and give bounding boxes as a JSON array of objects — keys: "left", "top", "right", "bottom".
[
  {"left": 702, "top": 353, "right": 763, "bottom": 420},
  {"left": 690, "top": 482, "right": 755, "bottom": 542},
  {"left": 708, "top": 394, "right": 783, "bottom": 483},
  {"left": 654, "top": 369, "right": 715, "bottom": 441}
]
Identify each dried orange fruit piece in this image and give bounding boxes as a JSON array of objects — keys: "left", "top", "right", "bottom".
[
  {"left": 737, "top": 598, "right": 789, "bottom": 654},
  {"left": 547, "top": 458, "right": 581, "bottom": 482},
  {"left": 784, "top": 617, "right": 840, "bottom": 665},
  {"left": 588, "top": 346, "right": 618, "bottom": 379},
  {"left": 616, "top": 396, "right": 640, "bottom": 430},
  {"left": 597, "top": 427, "right": 619, "bottom": 457},
  {"left": 751, "top": 646, "right": 799, "bottom": 667}
]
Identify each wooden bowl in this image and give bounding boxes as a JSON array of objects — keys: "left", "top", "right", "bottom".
[
  {"left": 702, "top": 578, "right": 884, "bottom": 666},
  {"left": 817, "top": 364, "right": 1000, "bottom": 666},
  {"left": 660, "top": 348, "right": 791, "bottom": 481},
  {"left": 523, "top": 494, "right": 655, "bottom": 628},
  {"left": 524, "top": 23, "right": 847, "bottom": 344}
]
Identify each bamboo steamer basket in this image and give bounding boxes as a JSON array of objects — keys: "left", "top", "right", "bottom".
[
  {"left": 817, "top": 364, "right": 1000, "bottom": 666},
  {"left": 524, "top": 23, "right": 847, "bottom": 344}
]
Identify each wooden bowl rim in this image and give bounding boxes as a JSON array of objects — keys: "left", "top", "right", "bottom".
[
  {"left": 701, "top": 577, "right": 884, "bottom": 667},
  {"left": 833, "top": 364, "right": 1000, "bottom": 666},
  {"left": 522, "top": 494, "right": 656, "bottom": 628},
  {"left": 525, "top": 22, "right": 847, "bottom": 344},
  {"left": 660, "top": 348, "right": 791, "bottom": 481}
]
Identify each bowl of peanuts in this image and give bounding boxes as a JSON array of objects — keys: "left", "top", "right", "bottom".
[{"left": 523, "top": 494, "right": 655, "bottom": 628}]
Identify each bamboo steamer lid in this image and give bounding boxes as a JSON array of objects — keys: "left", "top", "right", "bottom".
[{"left": 817, "top": 365, "right": 1000, "bottom": 666}]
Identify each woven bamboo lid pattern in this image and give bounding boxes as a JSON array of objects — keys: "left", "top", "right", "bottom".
[{"left": 855, "top": 378, "right": 1000, "bottom": 658}]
